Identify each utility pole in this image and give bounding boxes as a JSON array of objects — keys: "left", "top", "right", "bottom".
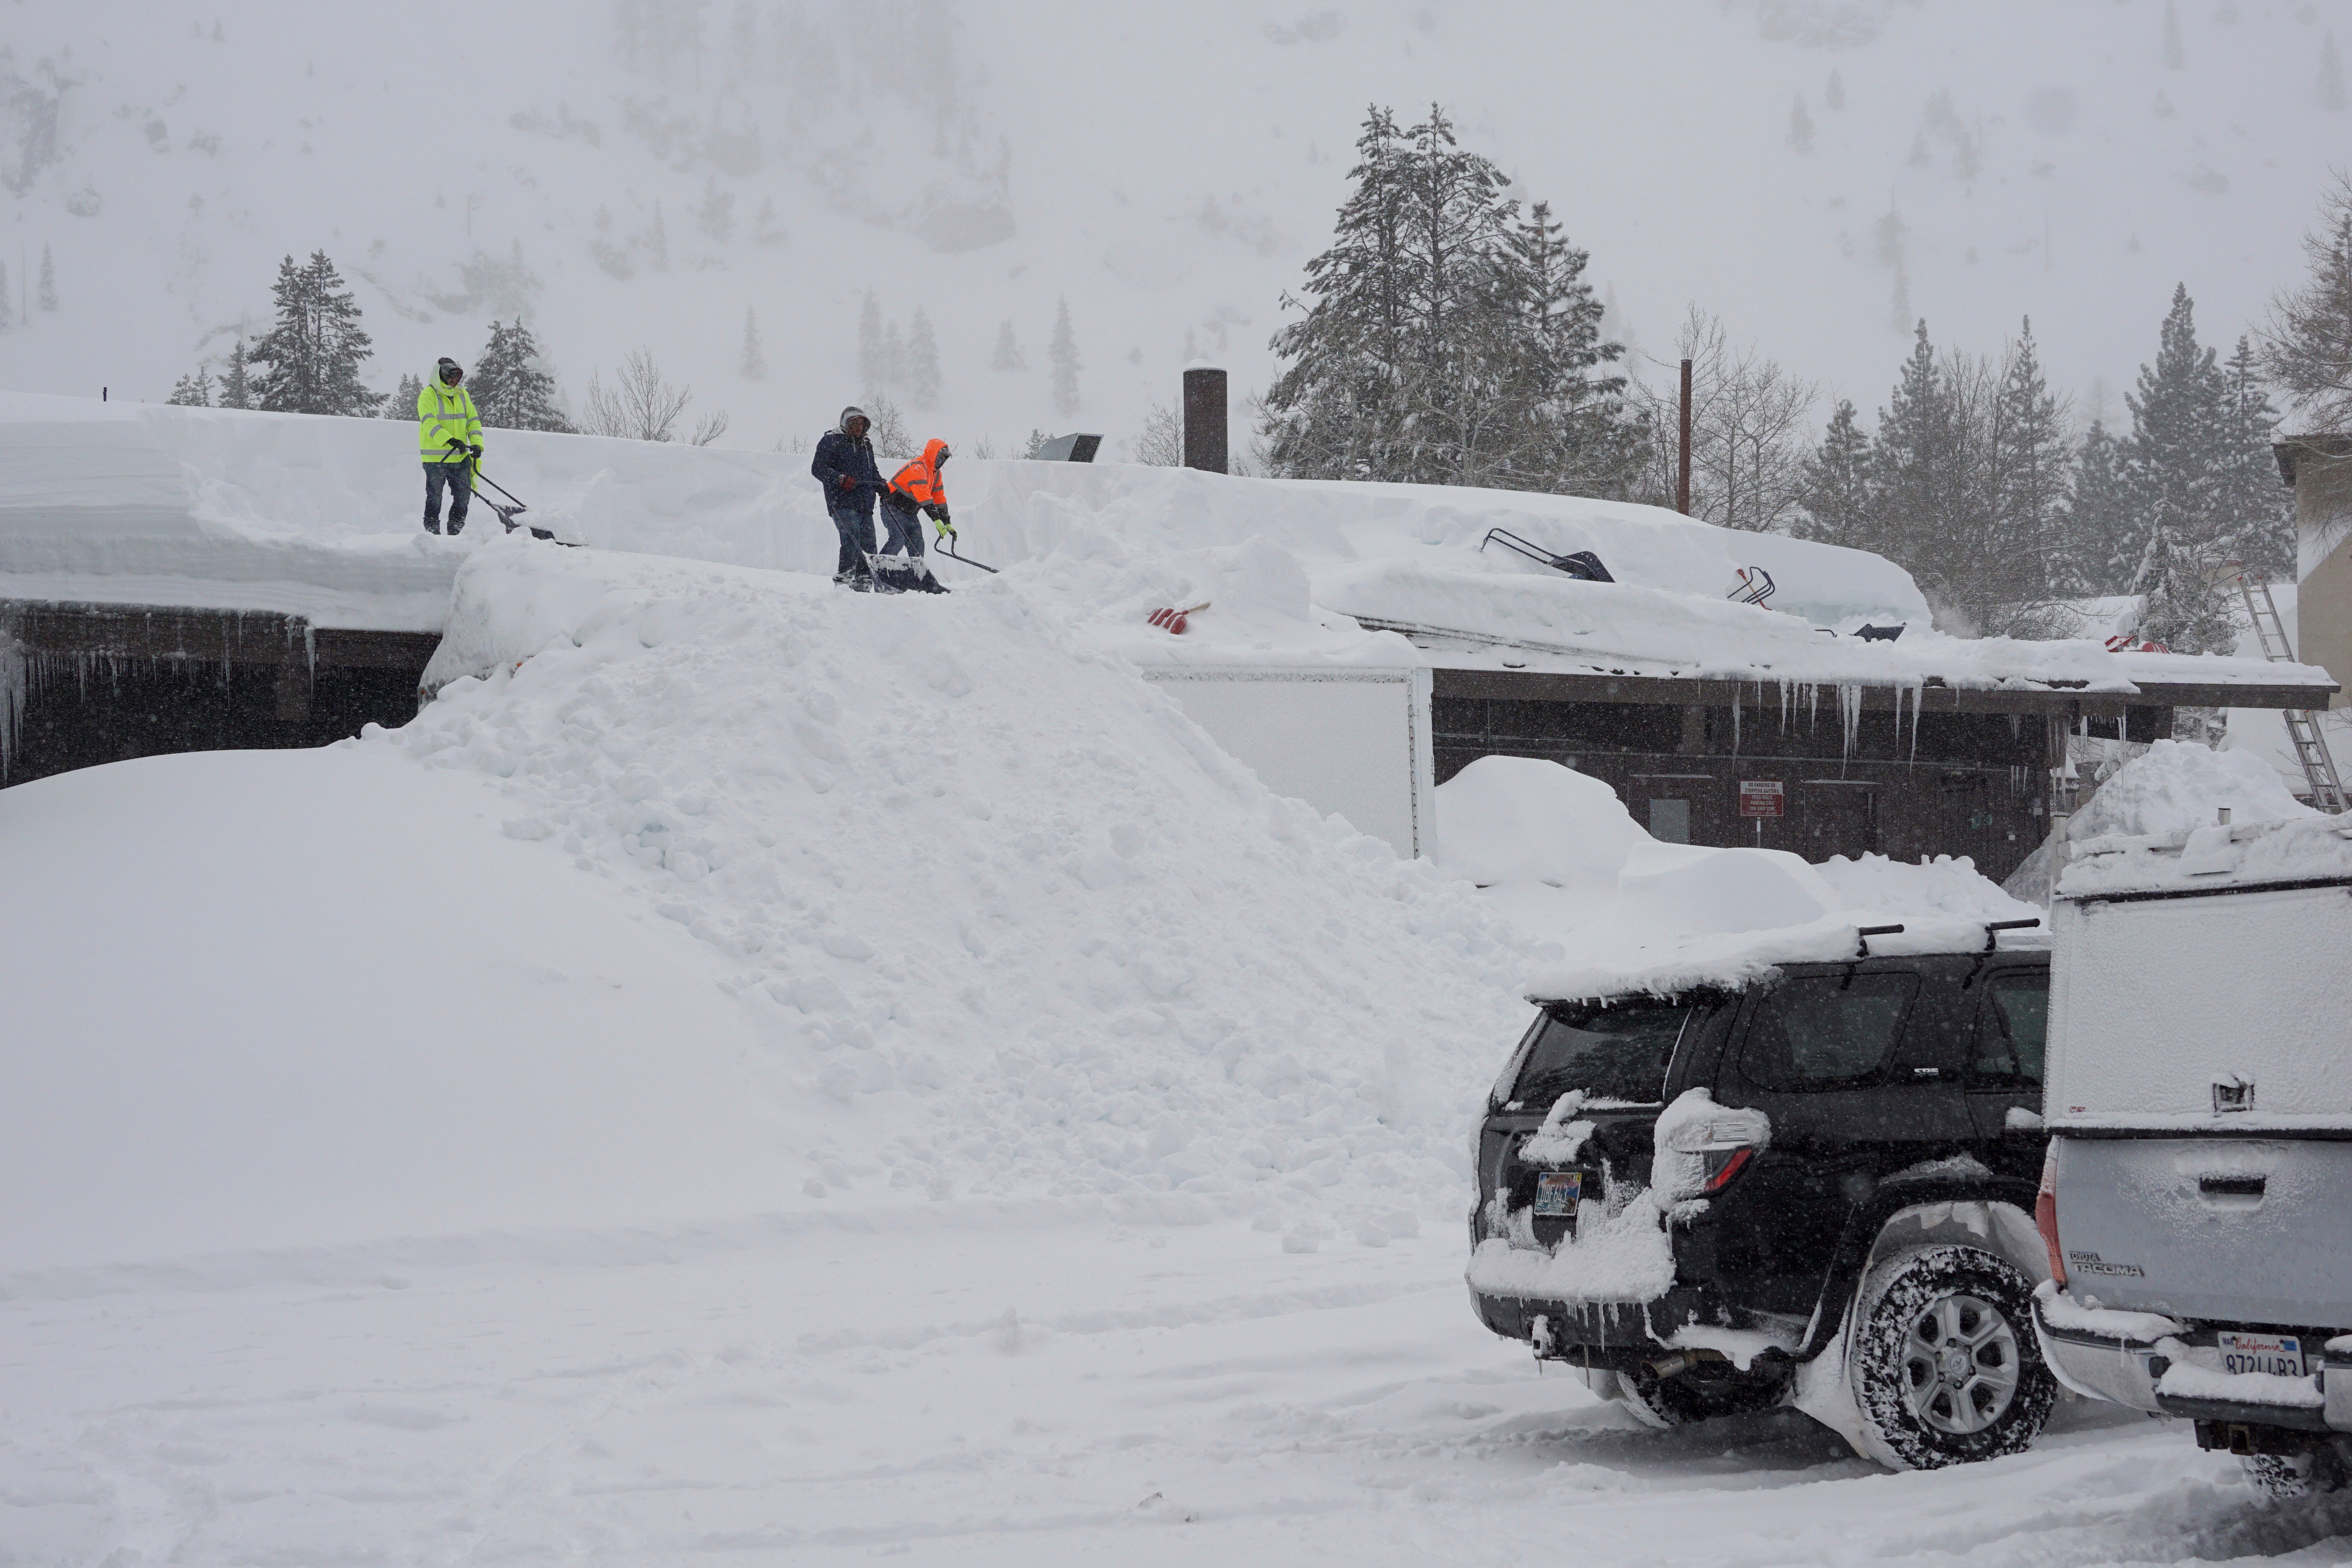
[{"left": 1676, "top": 358, "right": 1693, "bottom": 515}]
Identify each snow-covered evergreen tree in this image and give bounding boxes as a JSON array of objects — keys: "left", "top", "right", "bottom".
[
  {"left": 2261, "top": 174, "right": 2352, "bottom": 428},
  {"left": 991, "top": 319, "right": 1025, "bottom": 371},
  {"left": 37, "top": 245, "right": 56, "bottom": 313},
  {"left": 220, "top": 338, "right": 253, "bottom": 410},
  {"left": 1788, "top": 95, "right": 1814, "bottom": 152},
  {"left": 1259, "top": 105, "right": 1640, "bottom": 496},
  {"left": 383, "top": 371, "right": 424, "bottom": 419},
  {"left": 167, "top": 367, "right": 214, "bottom": 407},
  {"left": 2059, "top": 420, "right": 2132, "bottom": 595},
  {"left": 471, "top": 318, "right": 570, "bottom": 431},
  {"left": 699, "top": 177, "right": 733, "bottom": 243},
  {"left": 2217, "top": 335, "right": 2291, "bottom": 581},
  {"left": 2121, "top": 285, "right": 2234, "bottom": 651},
  {"left": 740, "top": 305, "right": 765, "bottom": 381},
  {"left": 246, "top": 251, "right": 382, "bottom": 416},
  {"left": 1983, "top": 318, "right": 2071, "bottom": 614},
  {"left": 1798, "top": 398, "right": 1873, "bottom": 544},
  {"left": 904, "top": 308, "right": 941, "bottom": 409},
  {"left": 1049, "top": 297, "right": 1080, "bottom": 416}
]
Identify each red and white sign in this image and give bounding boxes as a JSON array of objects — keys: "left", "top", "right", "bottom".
[{"left": 1738, "top": 780, "right": 1785, "bottom": 819}]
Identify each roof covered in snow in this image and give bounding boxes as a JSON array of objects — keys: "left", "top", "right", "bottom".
[{"left": 0, "top": 392, "right": 2335, "bottom": 708}]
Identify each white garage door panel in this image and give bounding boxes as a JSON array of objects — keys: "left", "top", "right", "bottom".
[{"left": 1145, "top": 670, "right": 1432, "bottom": 858}]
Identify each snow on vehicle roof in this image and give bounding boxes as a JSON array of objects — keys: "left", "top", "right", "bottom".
[
  {"left": 0, "top": 393, "right": 2330, "bottom": 706},
  {"left": 1434, "top": 755, "right": 2047, "bottom": 1002}
]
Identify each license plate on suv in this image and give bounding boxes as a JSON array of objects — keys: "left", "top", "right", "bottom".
[
  {"left": 2216, "top": 1331, "right": 2305, "bottom": 1378},
  {"left": 1533, "top": 1171, "right": 1582, "bottom": 1217}
]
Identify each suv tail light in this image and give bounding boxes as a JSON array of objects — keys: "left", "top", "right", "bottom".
[
  {"left": 1702, "top": 1146, "right": 1756, "bottom": 1194},
  {"left": 2036, "top": 1141, "right": 2066, "bottom": 1289},
  {"left": 1655, "top": 1100, "right": 1772, "bottom": 1202}
]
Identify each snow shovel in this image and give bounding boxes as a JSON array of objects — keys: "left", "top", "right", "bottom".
[
  {"left": 1727, "top": 565, "right": 1776, "bottom": 607},
  {"left": 446, "top": 439, "right": 574, "bottom": 545},
  {"left": 936, "top": 532, "right": 999, "bottom": 574},
  {"left": 1147, "top": 601, "right": 1210, "bottom": 634}
]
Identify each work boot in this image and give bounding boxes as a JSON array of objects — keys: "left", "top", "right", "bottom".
[{"left": 424, "top": 518, "right": 443, "bottom": 535}]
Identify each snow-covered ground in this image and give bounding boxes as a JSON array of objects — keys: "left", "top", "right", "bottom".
[
  {"left": 18, "top": 1216, "right": 2352, "bottom": 1566},
  {"left": 7, "top": 409, "right": 2348, "bottom": 1559}
]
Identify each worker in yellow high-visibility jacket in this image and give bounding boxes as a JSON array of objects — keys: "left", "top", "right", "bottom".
[{"left": 417, "top": 357, "right": 484, "bottom": 535}]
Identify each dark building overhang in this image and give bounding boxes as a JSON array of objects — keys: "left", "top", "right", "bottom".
[{"left": 1430, "top": 664, "right": 2336, "bottom": 717}]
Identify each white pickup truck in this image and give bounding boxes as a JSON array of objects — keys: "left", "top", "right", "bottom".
[{"left": 2030, "top": 810, "right": 2352, "bottom": 1495}]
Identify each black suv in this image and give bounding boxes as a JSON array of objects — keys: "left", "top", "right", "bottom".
[{"left": 1466, "top": 940, "right": 2057, "bottom": 1470}]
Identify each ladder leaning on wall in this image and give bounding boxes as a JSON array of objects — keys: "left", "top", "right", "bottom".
[{"left": 2227, "top": 563, "right": 2349, "bottom": 813}]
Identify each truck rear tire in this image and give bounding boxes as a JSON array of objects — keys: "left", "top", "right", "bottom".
[
  {"left": 2241, "top": 1446, "right": 2350, "bottom": 1499},
  {"left": 1846, "top": 1244, "right": 2056, "bottom": 1470}
]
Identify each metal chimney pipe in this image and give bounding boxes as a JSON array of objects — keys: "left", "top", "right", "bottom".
[
  {"left": 1676, "top": 358, "right": 1692, "bottom": 515},
  {"left": 1182, "top": 365, "right": 1228, "bottom": 475}
]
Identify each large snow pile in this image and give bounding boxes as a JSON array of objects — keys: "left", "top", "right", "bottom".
[
  {"left": 2068, "top": 738, "right": 2323, "bottom": 847},
  {"left": 1, "top": 538, "right": 1542, "bottom": 1271},
  {"left": 1430, "top": 754, "right": 2043, "bottom": 999}
]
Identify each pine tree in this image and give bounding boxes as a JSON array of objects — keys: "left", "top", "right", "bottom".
[
  {"left": 37, "top": 245, "right": 56, "bottom": 312},
  {"left": 167, "top": 367, "right": 214, "bottom": 407},
  {"left": 470, "top": 318, "right": 570, "bottom": 431},
  {"left": 1983, "top": 318, "right": 2071, "bottom": 615},
  {"left": 699, "top": 176, "right": 733, "bottom": 243},
  {"left": 1824, "top": 69, "right": 1845, "bottom": 110},
  {"left": 383, "top": 371, "right": 424, "bottom": 419},
  {"left": 1788, "top": 95, "right": 1815, "bottom": 152},
  {"left": 2162, "top": 0, "right": 2184, "bottom": 68},
  {"left": 246, "top": 251, "right": 383, "bottom": 416},
  {"left": 991, "top": 319, "right": 1025, "bottom": 371},
  {"left": 2057, "top": 420, "right": 2131, "bottom": 595},
  {"left": 2217, "top": 335, "right": 2291, "bottom": 581},
  {"left": 904, "top": 307, "right": 941, "bottom": 409},
  {"left": 740, "top": 305, "right": 765, "bottom": 381},
  {"left": 2122, "top": 285, "right": 2234, "bottom": 651},
  {"left": 1049, "top": 296, "right": 1080, "bottom": 416},
  {"left": 1259, "top": 104, "right": 1639, "bottom": 495},
  {"left": 2323, "top": 30, "right": 2347, "bottom": 111},
  {"left": 2261, "top": 175, "right": 2352, "bottom": 428},
  {"left": 220, "top": 338, "right": 253, "bottom": 410},
  {"left": 858, "top": 291, "right": 886, "bottom": 390},
  {"left": 1798, "top": 399, "right": 1873, "bottom": 544}
]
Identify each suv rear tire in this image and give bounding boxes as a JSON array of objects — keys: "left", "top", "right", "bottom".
[{"left": 1846, "top": 1244, "right": 2055, "bottom": 1470}]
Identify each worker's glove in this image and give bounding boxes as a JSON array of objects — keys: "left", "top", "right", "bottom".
[
  {"left": 836, "top": 473, "right": 858, "bottom": 492},
  {"left": 932, "top": 515, "right": 956, "bottom": 540},
  {"left": 468, "top": 443, "right": 483, "bottom": 460}
]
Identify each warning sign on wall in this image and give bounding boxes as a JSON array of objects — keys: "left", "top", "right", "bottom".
[{"left": 1738, "top": 780, "right": 1786, "bottom": 818}]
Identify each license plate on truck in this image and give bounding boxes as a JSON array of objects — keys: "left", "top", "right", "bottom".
[
  {"left": 1534, "top": 1172, "right": 1582, "bottom": 1217},
  {"left": 2216, "top": 1331, "right": 2305, "bottom": 1377}
]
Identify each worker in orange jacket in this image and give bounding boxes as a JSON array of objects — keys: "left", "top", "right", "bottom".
[{"left": 875, "top": 437, "right": 953, "bottom": 595}]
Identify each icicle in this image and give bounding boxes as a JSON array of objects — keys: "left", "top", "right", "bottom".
[
  {"left": 1780, "top": 677, "right": 1793, "bottom": 733},
  {"left": 1908, "top": 681, "right": 1922, "bottom": 762},
  {"left": 1731, "top": 684, "right": 1741, "bottom": 756},
  {"left": 1838, "top": 683, "right": 1860, "bottom": 760},
  {"left": 1808, "top": 681, "right": 1820, "bottom": 732}
]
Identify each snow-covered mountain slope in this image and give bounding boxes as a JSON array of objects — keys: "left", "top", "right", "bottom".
[{"left": 2, "top": 1, "right": 2339, "bottom": 457}]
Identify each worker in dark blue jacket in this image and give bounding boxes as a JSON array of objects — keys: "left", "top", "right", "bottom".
[{"left": 811, "top": 407, "right": 885, "bottom": 589}]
